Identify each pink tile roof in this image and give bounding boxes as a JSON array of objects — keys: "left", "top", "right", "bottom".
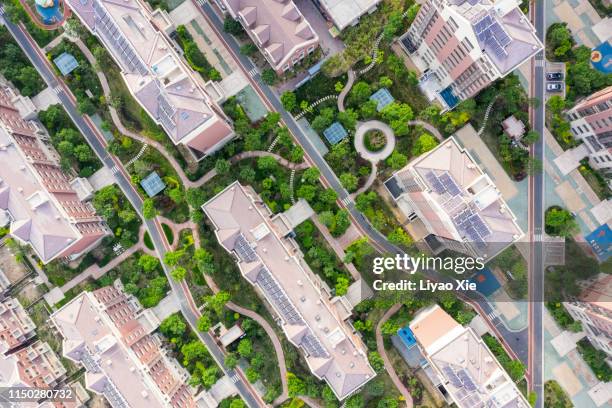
[
  {"left": 0, "top": 298, "right": 36, "bottom": 353},
  {"left": 0, "top": 87, "right": 107, "bottom": 263},
  {"left": 66, "top": 0, "right": 233, "bottom": 154},
  {"left": 202, "top": 182, "right": 375, "bottom": 400},
  {"left": 223, "top": 0, "right": 318, "bottom": 70},
  {"left": 51, "top": 287, "right": 196, "bottom": 408}
]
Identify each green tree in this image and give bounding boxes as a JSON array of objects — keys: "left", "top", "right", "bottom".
[
  {"left": 237, "top": 338, "right": 253, "bottom": 358},
  {"left": 143, "top": 198, "right": 157, "bottom": 219},
  {"left": 381, "top": 102, "right": 413, "bottom": 136},
  {"left": 223, "top": 17, "right": 243, "bottom": 35},
  {"left": 302, "top": 167, "right": 320, "bottom": 184},
  {"left": 204, "top": 291, "right": 230, "bottom": 316},
  {"left": 545, "top": 207, "right": 578, "bottom": 237},
  {"left": 261, "top": 69, "right": 276, "bottom": 85},
  {"left": 197, "top": 314, "right": 212, "bottom": 332},
  {"left": 171, "top": 266, "right": 187, "bottom": 281},
  {"left": 164, "top": 249, "right": 185, "bottom": 266},
  {"left": 337, "top": 109, "right": 358, "bottom": 131},
  {"left": 224, "top": 353, "right": 239, "bottom": 369},
  {"left": 280, "top": 91, "right": 297, "bottom": 112},
  {"left": 159, "top": 314, "right": 186, "bottom": 339},
  {"left": 215, "top": 159, "right": 231, "bottom": 175},
  {"left": 335, "top": 276, "right": 349, "bottom": 296},
  {"left": 339, "top": 173, "right": 358, "bottom": 192},
  {"left": 411, "top": 133, "right": 438, "bottom": 156},
  {"left": 287, "top": 372, "right": 306, "bottom": 397},
  {"left": 182, "top": 341, "right": 209, "bottom": 365},
  {"left": 522, "top": 130, "right": 540, "bottom": 145},
  {"left": 194, "top": 248, "right": 215, "bottom": 275},
  {"left": 349, "top": 81, "right": 372, "bottom": 105},
  {"left": 387, "top": 227, "right": 412, "bottom": 247},
  {"left": 257, "top": 156, "right": 278, "bottom": 172},
  {"left": 386, "top": 150, "right": 408, "bottom": 169},
  {"left": 245, "top": 367, "right": 260, "bottom": 383},
  {"left": 240, "top": 43, "right": 258, "bottom": 56},
  {"left": 138, "top": 254, "right": 160, "bottom": 272}
]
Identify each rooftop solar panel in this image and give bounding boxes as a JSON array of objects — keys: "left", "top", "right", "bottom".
[
  {"left": 440, "top": 172, "right": 462, "bottom": 196},
  {"left": 235, "top": 234, "right": 257, "bottom": 262},
  {"left": 425, "top": 171, "right": 445, "bottom": 194},
  {"left": 370, "top": 88, "right": 395, "bottom": 112}
]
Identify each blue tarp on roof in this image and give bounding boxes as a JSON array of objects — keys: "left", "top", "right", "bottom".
[
  {"left": 53, "top": 52, "right": 79, "bottom": 76},
  {"left": 323, "top": 122, "right": 348, "bottom": 145},
  {"left": 469, "top": 267, "right": 501, "bottom": 297},
  {"left": 140, "top": 171, "right": 166, "bottom": 197},
  {"left": 585, "top": 224, "right": 611, "bottom": 261},
  {"left": 370, "top": 88, "right": 395, "bottom": 112}
]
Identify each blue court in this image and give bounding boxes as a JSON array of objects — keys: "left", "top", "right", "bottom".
[
  {"left": 469, "top": 267, "right": 501, "bottom": 297},
  {"left": 585, "top": 224, "right": 611, "bottom": 261}
]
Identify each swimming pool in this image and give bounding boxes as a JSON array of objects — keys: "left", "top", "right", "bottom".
[{"left": 34, "top": 0, "right": 63, "bottom": 25}]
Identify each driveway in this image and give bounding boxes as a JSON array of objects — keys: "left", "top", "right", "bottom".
[{"left": 294, "top": 0, "right": 344, "bottom": 57}]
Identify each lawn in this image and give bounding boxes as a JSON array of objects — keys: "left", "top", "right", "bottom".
[
  {"left": 577, "top": 339, "right": 612, "bottom": 382},
  {"left": 482, "top": 334, "right": 526, "bottom": 382},
  {"left": 578, "top": 160, "right": 612, "bottom": 200},
  {"left": 162, "top": 223, "right": 175, "bottom": 245}
]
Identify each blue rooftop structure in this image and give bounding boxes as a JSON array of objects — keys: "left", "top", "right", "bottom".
[
  {"left": 323, "top": 122, "right": 348, "bottom": 145},
  {"left": 585, "top": 224, "right": 611, "bottom": 261},
  {"left": 53, "top": 52, "right": 79, "bottom": 76},
  {"left": 469, "top": 268, "right": 501, "bottom": 297},
  {"left": 591, "top": 41, "right": 612, "bottom": 74},
  {"left": 140, "top": 171, "right": 166, "bottom": 197},
  {"left": 439, "top": 86, "right": 459, "bottom": 109},
  {"left": 370, "top": 88, "right": 395, "bottom": 112},
  {"left": 397, "top": 326, "right": 417, "bottom": 348}
]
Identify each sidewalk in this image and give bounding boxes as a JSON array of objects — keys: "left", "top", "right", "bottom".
[{"left": 311, "top": 217, "right": 361, "bottom": 281}]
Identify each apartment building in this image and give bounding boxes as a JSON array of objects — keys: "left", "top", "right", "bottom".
[
  {"left": 315, "top": 0, "right": 381, "bottom": 31},
  {"left": 50, "top": 284, "right": 196, "bottom": 408},
  {"left": 0, "top": 297, "right": 36, "bottom": 354},
  {"left": 0, "top": 87, "right": 108, "bottom": 264},
  {"left": 66, "top": 0, "right": 234, "bottom": 159},
  {"left": 565, "top": 86, "right": 612, "bottom": 176},
  {"left": 385, "top": 136, "right": 523, "bottom": 260},
  {"left": 221, "top": 0, "right": 319, "bottom": 74},
  {"left": 564, "top": 274, "right": 612, "bottom": 359},
  {"left": 202, "top": 182, "right": 375, "bottom": 400},
  {"left": 399, "top": 0, "right": 541, "bottom": 110},
  {"left": 409, "top": 305, "right": 530, "bottom": 408}
]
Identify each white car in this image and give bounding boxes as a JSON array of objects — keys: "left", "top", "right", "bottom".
[{"left": 547, "top": 82, "right": 563, "bottom": 92}]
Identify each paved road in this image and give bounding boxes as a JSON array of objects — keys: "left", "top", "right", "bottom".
[
  {"left": 0, "top": 17, "right": 262, "bottom": 408},
  {"left": 529, "top": 0, "right": 546, "bottom": 405},
  {"left": 194, "top": 0, "right": 530, "bottom": 365}
]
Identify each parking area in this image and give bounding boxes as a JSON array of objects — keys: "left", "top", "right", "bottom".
[{"left": 544, "top": 61, "right": 566, "bottom": 101}]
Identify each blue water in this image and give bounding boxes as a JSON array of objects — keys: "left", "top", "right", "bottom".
[{"left": 35, "top": 0, "right": 63, "bottom": 25}]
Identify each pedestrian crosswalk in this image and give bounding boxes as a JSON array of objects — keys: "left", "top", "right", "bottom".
[
  {"left": 230, "top": 373, "right": 240, "bottom": 383},
  {"left": 533, "top": 233, "right": 542, "bottom": 242},
  {"left": 0, "top": 5, "right": 5, "bottom": 15},
  {"left": 247, "top": 67, "right": 258, "bottom": 78},
  {"left": 341, "top": 196, "right": 352, "bottom": 206},
  {"left": 52, "top": 85, "right": 63, "bottom": 95},
  {"left": 486, "top": 309, "right": 499, "bottom": 321},
  {"left": 196, "top": 0, "right": 205, "bottom": 6},
  {"left": 110, "top": 165, "right": 119, "bottom": 175}
]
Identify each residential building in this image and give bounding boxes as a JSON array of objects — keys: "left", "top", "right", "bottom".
[
  {"left": 221, "top": 0, "right": 319, "bottom": 74},
  {"left": 564, "top": 273, "right": 612, "bottom": 360},
  {"left": 399, "top": 0, "right": 541, "bottom": 110},
  {"left": 50, "top": 283, "right": 197, "bottom": 408},
  {"left": 565, "top": 86, "right": 612, "bottom": 176},
  {"left": 202, "top": 182, "right": 375, "bottom": 400},
  {"left": 385, "top": 136, "right": 523, "bottom": 260},
  {"left": 0, "top": 297, "right": 36, "bottom": 354},
  {"left": 66, "top": 0, "right": 234, "bottom": 159},
  {"left": 0, "top": 341, "right": 68, "bottom": 401},
  {"left": 315, "top": 0, "right": 382, "bottom": 31},
  {"left": 0, "top": 86, "right": 108, "bottom": 264},
  {"left": 409, "top": 304, "right": 530, "bottom": 408}
]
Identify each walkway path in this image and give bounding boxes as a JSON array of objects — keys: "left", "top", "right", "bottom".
[
  {"left": 337, "top": 69, "right": 356, "bottom": 113},
  {"left": 311, "top": 217, "right": 361, "bottom": 281},
  {"left": 376, "top": 304, "right": 413, "bottom": 408},
  {"left": 60, "top": 225, "right": 154, "bottom": 293},
  {"left": 354, "top": 121, "right": 395, "bottom": 163},
  {"left": 353, "top": 163, "right": 378, "bottom": 197},
  {"left": 407, "top": 120, "right": 444, "bottom": 142},
  {"left": 226, "top": 301, "right": 289, "bottom": 406}
]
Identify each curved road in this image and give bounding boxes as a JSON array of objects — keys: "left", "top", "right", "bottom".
[{"left": 0, "top": 18, "right": 264, "bottom": 408}]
